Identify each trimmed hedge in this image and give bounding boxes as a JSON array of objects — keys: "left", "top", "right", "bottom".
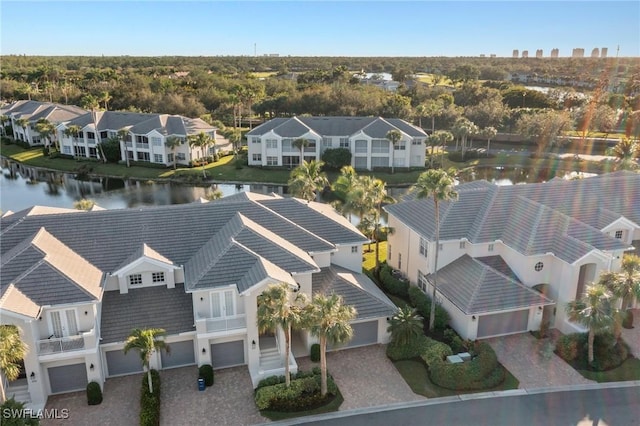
[
  {"left": 86, "top": 381, "right": 103, "bottom": 405},
  {"left": 199, "top": 364, "right": 214, "bottom": 386},
  {"left": 555, "top": 332, "right": 630, "bottom": 371},
  {"left": 622, "top": 310, "right": 634, "bottom": 329},
  {"left": 140, "top": 370, "right": 161, "bottom": 426},
  {"left": 386, "top": 334, "right": 430, "bottom": 361},
  {"left": 408, "top": 286, "right": 450, "bottom": 331},
  {"left": 379, "top": 264, "right": 409, "bottom": 299},
  {"left": 255, "top": 368, "right": 336, "bottom": 412},
  {"left": 310, "top": 343, "right": 321, "bottom": 362}
]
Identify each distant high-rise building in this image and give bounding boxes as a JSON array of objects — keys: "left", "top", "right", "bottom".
[
  {"left": 601, "top": 47, "right": 608, "bottom": 58},
  {"left": 490, "top": 54, "right": 496, "bottom": 58},
  {"left": 522, "top": 50, "right": 529, "bottom": 58},
  {"left": 591, "top": 48, "right": 600, "bottom": 58},
  {"left": 550, "top": 48, "right": 559, "bottom": 58},
  {"left": 572, "top": 48, "right": 585, "bottom": 58},
  {"left": 480, "top": 54, "right": 486, "bottom": 57},
  {"left": 512, "top": 49, "right": 519, "bottom": 58},
  {"left": 536, "top": 49, "right": 543, "bottom": 58}
]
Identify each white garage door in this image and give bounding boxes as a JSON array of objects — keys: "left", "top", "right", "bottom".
[
  {"left": 477, "top": 310, "right": 529, "bottom": 338},
  {"left": 106, "top": 349, "right": 144, "bottom": 376},
  {"left": 161, "top": 340, "right": 195, "bottom": 369},
  {"left": 211, "top": 340, "right": 244, "bottom": 369},
  {"left": 48, "top": 363, "right": 87, "bottom": 394},
  {"left": 330, "top": 321, "right": 378, "bottom": 350}
]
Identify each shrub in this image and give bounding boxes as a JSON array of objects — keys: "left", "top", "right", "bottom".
[
  {"left": 592, "top": 336, "right": 630, "bottom": 371},
  {"left": 379, "top": 264, "right": 409, "bottom": 299},
  {"left": 140, "top": 370, "right": 161, "bottom": 426},
  {"left": 255, "top": 369, "right": 338, "bottom": 412},
  {"left": 321, "top": 148, "right": 352, "bottom": 170},
  {"left": 448, "top": 150, "right": 483, "bottom": 162},
  {"left": 0, "top": 397, "right": 39, "bottom": 425},
  {"left": 256, "top": 375, "right": 286, "bottom": 390},
  {"left": 443, "top": 329, "right": 467, "bottom": 353},
  {"left": 555, "top": 333, "right": 586, "bottom": 362},
  {"left": 310, "top": 343, "right": 321, "bottom": 362},
  {"left": 42, "top": 147, "right": 50, "bottom": 156},
  {"left": 198, "top": 364, "right": 214, "bottom": 386},
  {"left": 407, "top": 286, "right": 450, "bottom": 331},
  {"left": 386, "top": 334, "right": 431, "bottom": 361},
  {"left": 86, "top": 381, "right": 103, "bottom": 405},
  {"left": 622, "top": 310, "right": 634, "bottom": 329}
]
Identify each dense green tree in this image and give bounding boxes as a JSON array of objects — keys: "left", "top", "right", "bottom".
[
  {"left": 387, "top": 307, "right": 424, "bottom": 347},
  {"left": 288, "top": 160, "right": 329, "bottom": 201},
  {"left": 516, "top": 110, "right": 573, "bottom": 155},
  {"left": 0, "top": 325, "right": 28, "bottom": 403}
]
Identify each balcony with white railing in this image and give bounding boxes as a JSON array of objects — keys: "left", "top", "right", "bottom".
[
  {"left": 87, "top": 138, "right": 96, "bottom": 145},
  {"left": 37, "top": 328, "right": 96, "bottom": 356},
  {"left": 195, "top": 314, "right": 247, "bottom": 335}
]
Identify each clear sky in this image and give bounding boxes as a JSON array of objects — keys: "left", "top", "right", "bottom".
[{"left": 1, "top": 1, "right": 639, "bottom": 57}]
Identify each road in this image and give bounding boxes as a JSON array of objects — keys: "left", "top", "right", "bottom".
[{"left": 282, "top": 385, "right": 640, "bottom": 426}]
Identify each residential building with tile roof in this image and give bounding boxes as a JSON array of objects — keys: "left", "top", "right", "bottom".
[
  {"left": 385, "top": 171, "right": 639, "bottom": 340},
  {"left": 245, "top": 116, "right": 428, "bottom": 170},
  {"left": 0, "top": 193, "right": 394, "bottom": 409}
]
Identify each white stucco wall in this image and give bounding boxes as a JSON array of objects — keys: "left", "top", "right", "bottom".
[{"left": 331, "top": 244, "right": 363, "bottom": 272}]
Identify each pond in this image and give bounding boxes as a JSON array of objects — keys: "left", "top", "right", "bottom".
[{"left": 0, "top": 160, "right": 592, "bottom": 213}]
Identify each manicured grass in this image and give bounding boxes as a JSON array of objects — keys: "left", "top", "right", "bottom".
[
  {"left": 393, "top": 359, "right": 519, "bottom": 398},
  {"left": 362, "top": 241, "right": 387, "bottom": 273},
  {"left": 259, "top": 388, "right": 343, "bottom": 421},
  {"left": 576, "top": 357, "right": 640, "bottom": 383}
]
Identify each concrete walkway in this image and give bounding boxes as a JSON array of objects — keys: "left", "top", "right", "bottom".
[
  {"left": 620, "top": 308, "right": 640, "bottom": 357},
  {"left": 485, "top": 333, "right": 594, "bottom": 389}
]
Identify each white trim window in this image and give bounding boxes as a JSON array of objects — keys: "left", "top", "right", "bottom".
[
  {"left": 176, "top": 153, "right": 186, "bottom": 161},
  {"left": 419, "top": 237, "right": 428, "bottom": 257},
  {"left": 322, "top": 137, "right": 332, "bottom": 148},
  {"left": 48, "top": 309, "right": 79, "bottom": 338},
  {"left": 251, "top": 137, "right": 261, "bottom": 144},
  {"left": 488, "top": 243, "right": 494, "bottom": 252},
  {"left": 266, "top": 139, "right": 278, "bottom": 149},
  {"left": 355, "top": 140, "right": 367, "bottom": 153},
  {"left": 339, "top": 138, "right": 350, "bottom": 149},
  {"left": 152, "top": 272, "right": 165, "bottom": 283},
  {"left": 252, "top": 154, "right": 262, "bottom": 162},
  {"left": 153, "top": 154, "right": 163, "bottom": 163},
  {"left": 394, "top": 140, "right": 406, "bottom": 150},
  {"left": 151, "top": 137, "right": 162, "bottom": 147},
  {"left": 351, "top": 246, "right": 358, "bottom": 253},
  {"left": 412, "top": 138, "right": 422, "bottom": 145},
  {"left": 266, "top": 156, "right": 278, "bottom": 166},
  {"left": 459, "top": 241, "right": 466, "bottom": 249},
  {"left": 211, "top": 290, "right": 235, "bottom": 318},
  {"left": 128, "top": 274, "right": 142, "bottom": 286},
  {"left": 418, "top": 271, "right": 428, "bottom": 293},
  {"left": 371, "top": 139, "right": 389, "bottom": 154},
  {"left": 615, "top": 230, "right": 623, "bottom": 239}
]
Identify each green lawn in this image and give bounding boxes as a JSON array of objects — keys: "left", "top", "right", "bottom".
[
  {"left": 362, "top": 241, "right": 387, "bottom": 273},
  {"left": 577, "top": 357, "right": 640, "bottom": 383},
  {"left": 393, "top": 359, "right": 519, "bottom": 398},
  {"left": 259, "top": 389, "right": 343, "bottom": 421}
]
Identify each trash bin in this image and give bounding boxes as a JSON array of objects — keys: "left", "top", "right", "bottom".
[{"left": 198, "top": 377, "right": 205, "bottom": 391}]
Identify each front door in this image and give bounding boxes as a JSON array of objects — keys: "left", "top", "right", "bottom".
[{"left": 49, "top": 309, "right": 78, "bottom": 338}]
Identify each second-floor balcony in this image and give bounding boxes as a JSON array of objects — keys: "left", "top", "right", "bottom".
[
  {"left": 87, "top": 138, "right": 96, "bottom": 145},
  {"left": 195, "top": 314, "right": 246, "bottom": 334},
  {"left": 37, "top": 328, "right": 96, "bottom": 356}
]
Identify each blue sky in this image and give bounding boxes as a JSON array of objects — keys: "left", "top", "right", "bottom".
[{"left": 1, "top": 1, "right": 638, "bottom": 57}]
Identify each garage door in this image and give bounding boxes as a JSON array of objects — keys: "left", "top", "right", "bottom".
[
  {"left": 330, "top": 321, "right": 378, "bottom": 350},
  {"left": 106, "top": 349, "right": 144, "bottom": 376},
  {"left": 211, "top": 340, "right": 244, "bottom": 369},
  {"left": 48, "top": 363, "right": 87, "bottom": 394},
  {"left": 477, "top": 310, "right": 529, "bottom": 338},
  {"left": 161, "top": 340, "right": 195, "bottom": 369}
]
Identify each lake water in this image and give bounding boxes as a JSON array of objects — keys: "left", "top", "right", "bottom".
[{"left": 0, "top": 160, "right": 591, "bottom": 213}]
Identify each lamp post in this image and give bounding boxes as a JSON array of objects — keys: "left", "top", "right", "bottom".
[{"left": 522, "top": 92, "right": 527, "bottom": 108}]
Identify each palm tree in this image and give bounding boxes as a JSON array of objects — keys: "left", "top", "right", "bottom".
[
  {"left": 332, "top": 165, "right": 359, "bottom": 220},
  {"left": 412, "top": 169, "right": 458, "bottom": 332},
  {"left": 361, "top": 177, "right": 394, "bottom": 272},
  {"left": 35, "top": 118, "right": 57, "bottom": 150},
  {"left": 204, "top": 186, "right": 223, "bottom": 201},
  {"left": 257, "top": 283, "right": 308, "bottom": 387},
  {"left": 288, "top": 160, "right": 328, "bottom": 202},
  {"left": 123, "top": 328, "right": 169, "bottom": 394},
  {"left": 14, "top": 117, "right": 29, "bottom": 142},
  {"left": 432, "top": 130, "right": 454, "bottom": 166},
  {"left": 306, "top": 294, "right": 356, "bottom": 396},
  {"left": 610, "top": 137, "right": 639, "bottom": 170},
  {"left": 423, "top": 99, "right": 442, "bottom": 136},
  {"left": 565, "top": 284, "right": 614, "bottom": 365},
  {"left": 0, "top": 325, "right": 28, "bottom": 403},
  {"left": 73, "top": 198, "right": 95, "bottom": 211},
  {"left": 165, "top": 136, "right": 182, "bottom": 170},
  {"left": 81, "top": 94, "right": 107, "bottom": 163},
  {"left": 1, "top": 115, "right": 11, "bottom": 136},
  {"left": 386, "top": 129, "right": 402, "bottom": 174},
  {"left": 292, "top": 138, "right": 309, "bottom": 166},
  {"left": 481, "top": 126, "right": 498, "bottom": 157},
  {"left": 605, "top": 254, "right": 640, "bottom": 314},
  {"left": 64, "top": 124, "right": 82, "bottom": 160},
  {"left": 387, "top": 307, "right": 424, "bottom": 347},
  {"left": 118, "top": 127, "right": 132, "bottom": 167},
  {"left": 188, "top": 132, "right": 213, "bottom": 178},
  {"left": 98, "top": 91, "right": 111, "bottom": 110}
]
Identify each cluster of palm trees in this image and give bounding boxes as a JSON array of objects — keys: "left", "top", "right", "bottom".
[
  {"left": 0, "top": 325, "right": 27, "bottom": 403},
  {"left": 257, "top": 283, "right": 355, "bottom": 396},
  {"left": 566, "top": 254, "right": 640, "bottom": 365}
]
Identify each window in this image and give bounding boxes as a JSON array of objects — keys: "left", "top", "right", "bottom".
[
  {"left": 266, "top": 156, "right": 278, "bottom": 166},
  {"left": 63, "top": 146, "right": 71, "bottom": 154},
  {"left": 87, "top": 132, "right": 95, "bottom": 140},
  {"left": 388, "top": 245, "right": 392, "bottom": 260},
  {"left": 167, "top": 153, "right": 174, "bottom": 163},
  {"left": 266, "top": 139, "right": 278, "bottom": 149},
  {"left": 252, "top": 137, "right": 261, "bottom": 144},
  {"left": 419, "top": 237, "right": 428, "bottom": 257},
  {"left": 322, "top": 137, "right": 332, "bottom": 147},
  {"left": 354, "top": 157, "right": 367, "bottom": 169},
  {"left": 100, "top": 131, "right": 108, "bottom": 139},
  {"left": 459, "top": 241, "right": 466, "bottom": 249},
  {"left": 211, "top": 290, "right": 235, "bottom": 318},
  {"left": 439, "top": 243, "right": 443, "bottom": 251},
  {"left": 418, "top": 271, "right": 428, "bottom": 293},
  {"left": 135, "top": 135, "right": 149, "bottom": 145},
  {"left": 176, "top": 153, "right": 186, "bottom": 161},
  {"left": 152, "top": 272, "right": 165, "bottom": 283},
  {"left": 281, "top": 139, "right": 293, "bottom": 152},
  {"left": 371, "top": 139, "right": 389, "bottom": 153},
  {"left": 108, "top": 131, "right": 117, "bottom": 139},
  {"left": 488, "top": 243, "right": 494, "bottom": 252},
  {"left": 534, "top": 262, "right": 544, "bottom": 272},
  {"left": 137, "top": 152, "right": 150, "bottom": 162},
  {"left": 394, "top": 140, "right": 406, "bottom": 150},
  {"left": 304, "top": 140, "right": 316, "bottom": 152},
  {"left": 412, "top": 138, "right": 422, "bottom": 145},
  {"left": 153, "top": 154, "right": 163, "bottom": 163},
  {"left": 88, "top": 147, "right": 98, "bottom": 158},
  {"left": 371, "top": 157, "right": 388, "bottom": 167},
  {"left": 252, "top": 154, "right": 262, "bottom": 162},
  {"left": 339, "top": 138, "right": 350, "bottom": 149},
  {"left": 128, "top": 274, "right": 142, "bottom": 286},
  {"left": 351, "top": 246, "right": 358, "bottom": 253},
  {"left": 151, "top": 137, "right": 162, "bottom": 146},
  {"left": 398, "top": 253, "right": 402, "bottom": 269},
  {"left": 355, "top": 140, "right": 368, "bottom": 153},
  {"left": 615, "top": 230, "right": 623, "bottom": 239}
]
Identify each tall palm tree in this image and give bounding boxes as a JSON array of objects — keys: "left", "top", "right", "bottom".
[
  {"left": 35, "top": 118, "right": 57, "bottom": 150},
  {"left": 188, "top": 132, "right": 213, "bottom": 178},
  {"left": 386, "top": 129, "right": 402, "bottom": 174},
  {"left": 288, "top": 160, "right": 328, "bottom": 202},
  {"left": 98, "top": 91, "right": 112, "bottom": 110},
  {"left": 306, "top": 294, "right": 356, "bottom": 396},
  {"left": 432, "top": 130, "right": 454, "bottom": 166},
  {"left": 0, "top": 325, "right": 28, "bottom": 403},
  {"left": 359, "top": 176, "right": 394, "bottom": 272},
  {"left": 292, "top": 138, "right": 309, "bottom": 166},
  {"left": 387, "top": 306, "right": 424, "bottom": 347},
  {"left": 118, "top": 127, "right": 131, "bottom": 167},
  {"left": 204, "top": 186, "right": 223, "bottom": 201},
  {"left": 124, "top": 328, "right": 169, "bottom": 394},
  {"left": 565, "top": 284, "right": 614, "bottom": 365},
  {"left": 482, "top": 126, "right": 498, "bottom": 157},
  {"left": 14, "top": 117, "right": 29, "bottom": 142},
  {"left": 605, "top": 254, "right": 640, "bottom": 313},
  {"left": 332, "top": 165, "right": 359, "bottom": 220},
  {"left": 64, "top": 124, "right": 82, "bottom": 160},
  {"left": 610, "top": 137, "right": 639, "bottom": 170},
  {"left": 81, "top": 94, "right": 107, "bottom": 163},
  {"left": 165, "top": 136, "right": 182, "bottom": 170},
  {"left": 257, "top": 283, "right": 308, "bottom": 387},
  {"left": 412, "top": 169, "right": 458, "bottom": 332},
  {"left": 423, "top": 99, "right": 441, "bottom": 136}
]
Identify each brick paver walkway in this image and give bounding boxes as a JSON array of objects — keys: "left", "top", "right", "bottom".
[{"left": 620, "top": 309, "right": 640, "bottom": 358}]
